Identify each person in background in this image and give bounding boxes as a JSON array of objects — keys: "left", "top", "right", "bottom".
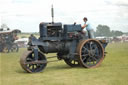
[{"left": 81, "top": 17, "right": 94, "bottom": 38}]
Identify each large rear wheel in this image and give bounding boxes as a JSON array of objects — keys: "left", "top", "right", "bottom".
[{"left": 77, "top": 39, "right": 104, "bottom": 68}]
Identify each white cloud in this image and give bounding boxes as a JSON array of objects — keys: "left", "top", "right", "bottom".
[{"left": 0, "top": 0, "right": 128, "bottom": 32}]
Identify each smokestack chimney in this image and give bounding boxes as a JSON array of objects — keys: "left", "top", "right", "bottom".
[{"left": 51, "top": 5, "right": 54, "bottom": 24}]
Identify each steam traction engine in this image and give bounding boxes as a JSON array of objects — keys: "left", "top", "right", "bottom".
[
  {"left": 20, "top": 7, "right": 108, "bottom": 73},
  {"left": 20, "top": 22, "right": 108, "bottom": 73}
]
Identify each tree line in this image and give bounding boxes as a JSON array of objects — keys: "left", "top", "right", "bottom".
[{"left": 94, "top": 24, "right": 124, "bottom": 37}]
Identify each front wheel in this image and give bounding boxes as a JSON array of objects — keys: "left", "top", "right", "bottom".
[{"left": 20, "top": 51, "right": 47, "bottom": 73}]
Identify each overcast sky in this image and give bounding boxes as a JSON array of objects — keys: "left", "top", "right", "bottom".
[{"left": 0, "top": 0, "right": 128, "bottom": 32}]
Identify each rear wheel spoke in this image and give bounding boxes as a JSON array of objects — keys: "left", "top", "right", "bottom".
[
  {"left": 92, "top": 56, "right": 98, "bottom": 61},
  {"left": 82, "top": 54, "right": 89, "bottom": 57},
  {"left": 82, "top": 57, "right": 86, "bottom": 62}
]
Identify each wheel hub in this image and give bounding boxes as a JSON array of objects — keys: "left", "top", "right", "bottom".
[{"left": 88, "top": 50, "right": 95, "bottom": 57}]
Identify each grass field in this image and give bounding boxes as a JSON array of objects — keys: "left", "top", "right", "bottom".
[
  {"left": 18, "top": 33, "right": 39, "bottom": 38},
  {"left": 0, "top": 42, "right": 128, "bottom": 85}
]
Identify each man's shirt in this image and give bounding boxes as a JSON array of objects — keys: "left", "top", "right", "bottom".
[{"left": 83, "top": 21, "right": 93, "bottom": 31}]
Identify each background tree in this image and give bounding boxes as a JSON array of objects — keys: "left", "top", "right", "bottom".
[
  {"left": 111, "top": 30, "right": 123, "bottom": 37},
  {"left": 95, "top": 24, "right": 111, "bottom": 37},
  {"left": 95, "top": 24, "right": 123, "bottom": 37}
]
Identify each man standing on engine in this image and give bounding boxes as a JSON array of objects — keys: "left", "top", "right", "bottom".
[{"left": 82, "top": 17, "right": 94, "bottom": 38}]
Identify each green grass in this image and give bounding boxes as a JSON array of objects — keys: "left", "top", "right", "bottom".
[
  {"left": 18, "top": 33, "right": 39, "bottom": 38},
  {"left": 0, "top": 43, "right": 128, "bottom": 85}
]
